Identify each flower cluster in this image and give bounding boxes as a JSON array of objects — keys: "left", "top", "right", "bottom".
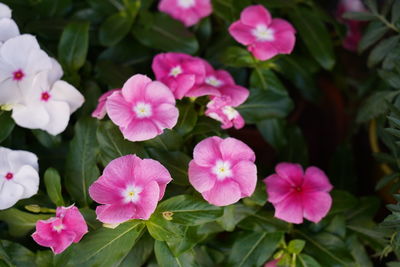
[{"left": 0, "top": 4, "right": 84, "bottom": 135}]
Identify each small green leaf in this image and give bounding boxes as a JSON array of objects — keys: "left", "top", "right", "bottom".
[
  {"left": 175, "top": 101, "right": 198, "bottom": 136},
  {"left": 154, "top": 241, "right": 197, "bottom": 267},
  {"left": 58, "top": 21, "right": 90, "bottom": 71},
  {"left": 44, "top": 168, "right": 64, "bottom": 206},
  {"left": 119, "top": 233, "right": 154, "bottom": 267},
  {"left": 296, "top": 254, "right": 321, "bottom": 267},
  {"left": 368, "top": 36, "right": 400, "bottom": 67},
  {"left": 220, "top": 46, "right": 256, "bottom": 67},
  {"left": 288, "top": 239, "right": 306, "bottom": 254},
  {"left": 357, "top": 91, "right": 400, "bottom": 123},
  {"left": 143, "top": 130, "right": 183, "bottom": 151},
  {"left": 0, "top": 111, "right": 14, "bottom": 143},
  {"left": 342, "top": 11, "right": 376, "bottom": 21},
  {"left": 359, "top": 21, "right": 389, "bottom": 52},
  {"left": 0, "top": 209, "right": 51, "bottom": 237}
]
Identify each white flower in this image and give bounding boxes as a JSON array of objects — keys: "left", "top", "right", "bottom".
[
  {"left": 0, "top": 3, "right": 12, "bottom": 18},
  {"left": 11, "top": 72, "right": 85, "bottom": 135},
  {"left": 0, "top": 34, "right": 52, "bottom": 105},
  {"left": 0, "top": 146, "right": 39, "bottom": 210},
  {"left": 0, "top": 3, "right": 20, "bottom": 47}
]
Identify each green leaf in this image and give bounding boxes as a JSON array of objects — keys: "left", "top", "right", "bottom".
[
  {"left": 146, "top": 214, "right": 184, "bottom": 241},
  {"left": 288, "top": 239, "right": 306, "bottom": 254},
  {"left": 156, "top": 195, "right": 224, "bottom": 225},
  {"left": 347, "top": 235, "right": 373, "bottom": 267},
  {"left": 31, "top": 130, "right": 61, "bottom": 148},
  {"left": 167, "top": 226, "right": 206, "bottom": 256},
  {"left": 359, "top": 21, "right": 389, "bottom": 52},
  {"left": 368, "top": 36, "right": 400, "bottom": 67},
  {"left": 356, "top": 90, "right": 400, "bottom": 123},
  {"left": 0, "top": 209, "right": 51, "bottom": 237},
  {"left": 220, "top": 46, "right": 256, "bottom": 67},
  {"left": 44, "top": 168, "right": 64, "bottom": 206},
  {"left": 0, "top": 111, "right": 14, "bottom": 143},
  {"left": 392, "top": 0, "right": 400, "bottom": 23},
  {"left": 147, "top": 148, "right": 191, "bottom": 186},
  {"left": 119, "top": 233, "right": 154, "bottom": 267},
  {"left": 58, "top": 21, "right": 90, "bottom": 71},
  {"left": 342, "top": 11, "right": 376, "bottom": 21},
  {"left": 175, "top": 101, "right": 198, "bottom": 136},
  {"left": 296, "top": 254, "right": 321, "bottom": 267},
  {"left": 65, "top": 118, "right": 100, "bottom": 207},
  {"left": 144, "top": 130, "right": 183, "bottom": 151},
  {"left": 99, "top": 3, "right": 139, "bottom": 47},
  {"left": 97, "top": 121, "right": 146, "bottom": 166},
  {"left": 154, "top": 241, "right": 197, "bottom": 267},
  {"left": 329, "top": 190, "right": 358, "bottom": 215},
  {"left": 133, "top": 13, "right": 199, "bottom": 54},
  {"left": 227, "top": 231, "right": 283, "bottom": 267},
  {"left": 71, "top": 221, "right": 145, "bottom": 266},
  {"left": 1, "top": 241, "right": 36, "bottom": 267},
  {"left": 289, "top": 7, "right": 335, "bottom": 70}
]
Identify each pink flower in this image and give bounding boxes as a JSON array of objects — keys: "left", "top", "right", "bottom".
[
  {"left": 158, "top": 0, "right": 212, "bottom": 27},
  {"left": 106, "top": 74, "right": 179, "bottom": 142},
  {"left": 229, "top": 5, "right": 296, "bottom": 61},
  {"left": 337, "top": 0, "right": 366, "bottom": 52},
  {"left": 32, "top": 205, "right": 88, "bottom": 254},
  {"left": 89, "top": 155, "right": 172, "bottom": 224},
  {"left": 264, "top": 259, "right": 279, "bottom": 267},
  {"left": 91, "top": 89, "right": 120, "bottom": 119},
  {"left": 188, "top": 136, "right": 257, "bottom": 206},
  {"left": 205, "top": 97, "right": 245, "bottom": 129},
  {"left": 264, "top": 163, "right": 333, "bottom": 224},
  {"left": 152, "top": 52, "right": 206, "bottom": 99}
]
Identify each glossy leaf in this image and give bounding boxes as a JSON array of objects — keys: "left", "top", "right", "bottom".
[
  {"left": 0, "top": 111, "right": 14, "bottom": 143},
  {"left": 44, "top": 168, "right": 64, "bottom": 206},
  {"left": 154, "top": 241, "right": 197, "bottom": 267},
  {"left": 0, "top": 209, "right": 51, "bottom": 237}
]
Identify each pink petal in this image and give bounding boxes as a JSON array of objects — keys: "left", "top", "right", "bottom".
[
  {"left": 193, "top": 136, "right": 223, "bottom": 167},
  {"left": 185, "top": 84, "right": 221, "bottom": 98},
  {"left": 173, "top": 74, "right": 196, "bottom": 99},
  {"left": 121, "top": 119, "right": 161, "bottom": 142},
  {"left": 275, "top": 163, "right": 304, "bottom": 186},
  {"left": 219, "top": 137, "right": 256, "bottom": 163},
  {"left": 202, "top": 180, "right": 242, "bottom": 206},
  {"left": 270, "top": 18, "right": 296, "bottom": 33},
  {"left": 91, "top": 89, "right": 120, "bottom": 119},
  {"left": 102, "top": 155, "right": 140, "bottom": 187},
  {"left": 89, "top": 178, "right": 125, "bottom": 204},
  {"left": 51, "top": 231, "right": 76, "bottom": 254},
  {"left": 228, "top": 21, "right": 255, "bottom": 45},
  {"left": 271, "top": 31, "right": 296, "bottom": 54},
  {"left": 273, "top": 192, "right": 303, "bottom": 224},
  {"left": 233, "top": 113, "right": 245, "bottom": 129},
  {"left": 302, "top": 192, "right": 332, "bottom": 223},
  {"left": 137, "top": 158, "right": 172, "bottom": 200},
  {"left": 264, "top": 174, "right": 293, "bottom": 203},
  {"left": 303, "top": 166, "right": 333, "bottom": 192},
  {"left": 232, "top": 161, "right": 257, "bottom": 197},
  {"left": 56, "top": 206, "right": 88, "bottom": 242},
  {"left": 121, "top": 74, "right": 151, "bottom": 103},
  {"left": 106, "top": 91, "right": 134, "bottom": 127},
  {"left": 188, "top": 161, "right": 216, "bottom": 193},
  {"left": 133, "top": 180, "right": 160, "bottom": 220},
  {"left": 217, "top": 84, "right": 249, "bottom": 107},
  {"left": 240, "top": 5, "right": 271, "bottom": 26},
  {"left": 248, "top": 42, "right": 278, "bottom": 61},
  {"left": 96, "top": 203, "right": 136, "bottom": 224},
  {"left": 152, "top": 103, "right": 179, "bottom": 130},
  {"left": 152, "top": 53, "right": 172, "bottom": 79},
  {"left": 144, "top": 81, "right": 176, "bottom": 105}
]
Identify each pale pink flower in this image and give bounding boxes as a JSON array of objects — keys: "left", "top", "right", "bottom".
[
  {"left": 91, "top": 89, "right": 120, "bottom": 119},
  {"left": 89, "top": 155, "right": 172, "bottom": 224},
  {"left": 205, "top": 97, "right": 245, "bottom": 129},
  {"left": 264, "top": 163, "right": 333, "bottom": 224},
  {"left": 158, "top": 0, "right": 212, "bottom": 27},
  {"left": 189, "top": 136, "right": 257, "bottom": 206},
  {"left": 106, "top": 74, "right": 178, "bottom": 142},
  {"left": 229, "top": 5, "right": 296, "bottom": 61},
  {"left": 264, "top": 259, "right": 279, "bottom": 267},
  {"left": 152, "top": 52, "right": 206, "bottom": 99},
  {"left": 32, "top": 205, "right": 88, "bottom": 254}
]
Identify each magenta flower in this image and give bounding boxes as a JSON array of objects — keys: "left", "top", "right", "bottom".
[
  {"left": 264, "top": 163, "right": 333, "bottom": 224},
  {"left": 152, "top": 52, "right": 206, "bottom": 99},
  {"left": 205, "top": 97, "right": 245, "bottom": 129},
  {"left": 188, "top": 136, "right": 257, "bottom": 206},
  {"left": 91, "top": 89, "right": 120, "bottom": 119},
  {"left": 32, "top": 205, "right": 88, "bottom": 254},
  {"left": 264, "top": 259, "right": 279, "bottom": 267},
  {"left": 106, "top": 74, "right": 179, "bottom": 142},
  {"left": 158, "top": 0, "right": 212, "bottom": 27},
  {"left": 229, "top": 5, "right": 296, "bottom": 61},
  {"left": 89, "top": 155, "right": 172, "bottom": 224}
]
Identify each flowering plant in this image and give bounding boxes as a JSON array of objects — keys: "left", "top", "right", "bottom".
[{"left": 0, "top": 0, "right": 398, "bottom": 266}]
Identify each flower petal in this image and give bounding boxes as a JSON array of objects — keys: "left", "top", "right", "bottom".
[
  {"left": 0, "top": 181, "right": 24, "bottom": 210},
  {"left": 219, "top": 137, "right": 255, "bottom": 163},
  {"left": 121, "top": 74, "right": 151, "bottom": 103},
  {"left": 248, "top": 42, "right": 278, "bottom": 61},
  {"left": 232, "top": 160, "right": 257, "bottom": 197},
  {"left": 152, "top": 103, "right": 179, "bottom": 130},
  {"left": 193, "top": 136, "right": 223, "bottom": 167},
  {"left": 133, "top": 180, "right": 159, "bottom": 220},
  {"left": 106, "top": 91, "right": 134, "bottom": 127},
  {"left": 12, "top": 165, "right": 39, "bottom": 199},
  {"left": 303, "top": 166, "right": 333, "bottom": 192},
  {"left": 42, "top": 100, "right": 71, "bottom": 135},
  {"left": 228, "top": 21, "right": 255, "bottom": 45},
  {"left": 264, "top": 174, "right": 293, "bottom": 203},
  {"left": 137, "top": 159, "right": 172, "bottom": 200},
  {"left": 273, "top": 192, "right": 303, "bottom": 224},
  {"left": 51, "top": 80, "right": 84, "bottom": 113},
  {"left": 240, "top": 5, "right": 271, "bottom": 26},
  {"left": 12, "top": 103, "right": 50, "bottom": 130},
  {"left": 202, "top": 180, "right": 242, "bottom": 206},
  {"left": 302, "top": 192, "right": 332, "bottom": 223},
  {"left": 144, "top": 81, "right": 176, "bottom": 105},
  {"left": 121, "top": 119, "right": 160, "bottom": 142},
  {"left": 96, "top": 203, "right": 136, "bottom": 224},
  {"left": 188, "top": 161, "right": 215, "bottom": 193},
  {"left": 275, "top": 162, "right": 304, "bottom": 186}
]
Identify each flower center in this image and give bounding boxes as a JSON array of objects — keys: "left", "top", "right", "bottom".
[
  {"left": 205, "top": 76, "right": 223, "bottom": 87},
  {"left": 177, "top": 0, "right": 195, "bottom": 8},
  {"left": 122, "top": 185, "right": 142, "bottom": 203},
  {"left": 222, "top": 106, "right": 239, "bottom": 120},
  {"left": 212, "top": 160, "right": 233, "bottom": 180},
  {"left": 41, "top": 92, "right": 51, "bottom": 102},
  {"left": 169, "top": 65, "right": 183, "bottom": 77},
  {"left": 4, "top": 172, "right": 13, "bottom": 180},
  {"left": 52, "top": 224, "right": 64, "bottom": 233},
  {"left": 12, "top": 70, "right": 25, "bottom": 81},
  {"left": 133, "top": 102, "right": 152, "bottom": 118},
  {"left": 252, "top": 24, "right": 275, "bottom": 41},
  {"left": 293, "top": 186, "right": 302, "bottom": 192}
]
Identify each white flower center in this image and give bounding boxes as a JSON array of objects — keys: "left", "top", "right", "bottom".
[
  {"left": 122, "top": 185, "right": 142, "bottom": 203},
  {"left": 205, "top": 76, "right": 223, "bottom": 87},
  {"left": 133, "top": 102, "right": 152, "bottom": 118},
  {"left": 169, "top": 65, "right": 183, "bottom": 77},
  {"left": 52, "top": 224, "right": 64, "bottom": 233},
  {"left": 222, "top": 106, "right": 239, "bottom": 120},
  {"left": 212, "top": 160, "right": 232, "bottom": 180},
  {"left": 252, "top": 24, "right": 275, "bottom": 41},
  {"left": 177, "top": 0, "right": 196, "bottom": 8}
]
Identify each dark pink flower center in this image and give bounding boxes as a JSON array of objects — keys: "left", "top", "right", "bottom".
[
  {"left": 294, "top": 186, "right": 302, "bottom": 192},
  {"left": 12, "top": 70, "right": 25, "bottom": 81},
  {"left": 5, "top": 172, "right": 13, "bottom": 180},
  {"left": 41, "top": 92, "right": 51, "bottom": 102}
]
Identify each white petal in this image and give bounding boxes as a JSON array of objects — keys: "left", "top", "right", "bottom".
[
  {"left": 0, "top": 78, "right": 21, "bottom": 104},
  {"left": 13, "top": 165, "right": 39, "bottom": 199},
  {"left": 0, "top": 181, "right": 24, "bottom": 210},
  {"left": 51, "top": 80, "right": 84, "bottom": 113},
  {"left": 8, "top": 150, "right": 38, "bottom": 172},
  {"left": 0, "top": 34, "right": 40, "bottom": 68},
  {"left": 0, "top": 57, "right": 14, "bottom": 82},
  {"left": 12, "top": 103, "right": 50, "bottom": 129},
  {"left": 0, "top": 18, "right": 19, "bottom": 43},
  {"left": 0, "top": 3, "right": 11, "bottom": 19},
  {"left": 26, "top": 49, "right": 52, "bottom": 76},
  {"left": 47, "top": 58, "right": 63, "bottom": 84},
  {"left": 0, "top": 147, "right": 11, "bottom": 172},
  {"left": 42, "top": 100, "right": 70, "bottom": 135}
]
